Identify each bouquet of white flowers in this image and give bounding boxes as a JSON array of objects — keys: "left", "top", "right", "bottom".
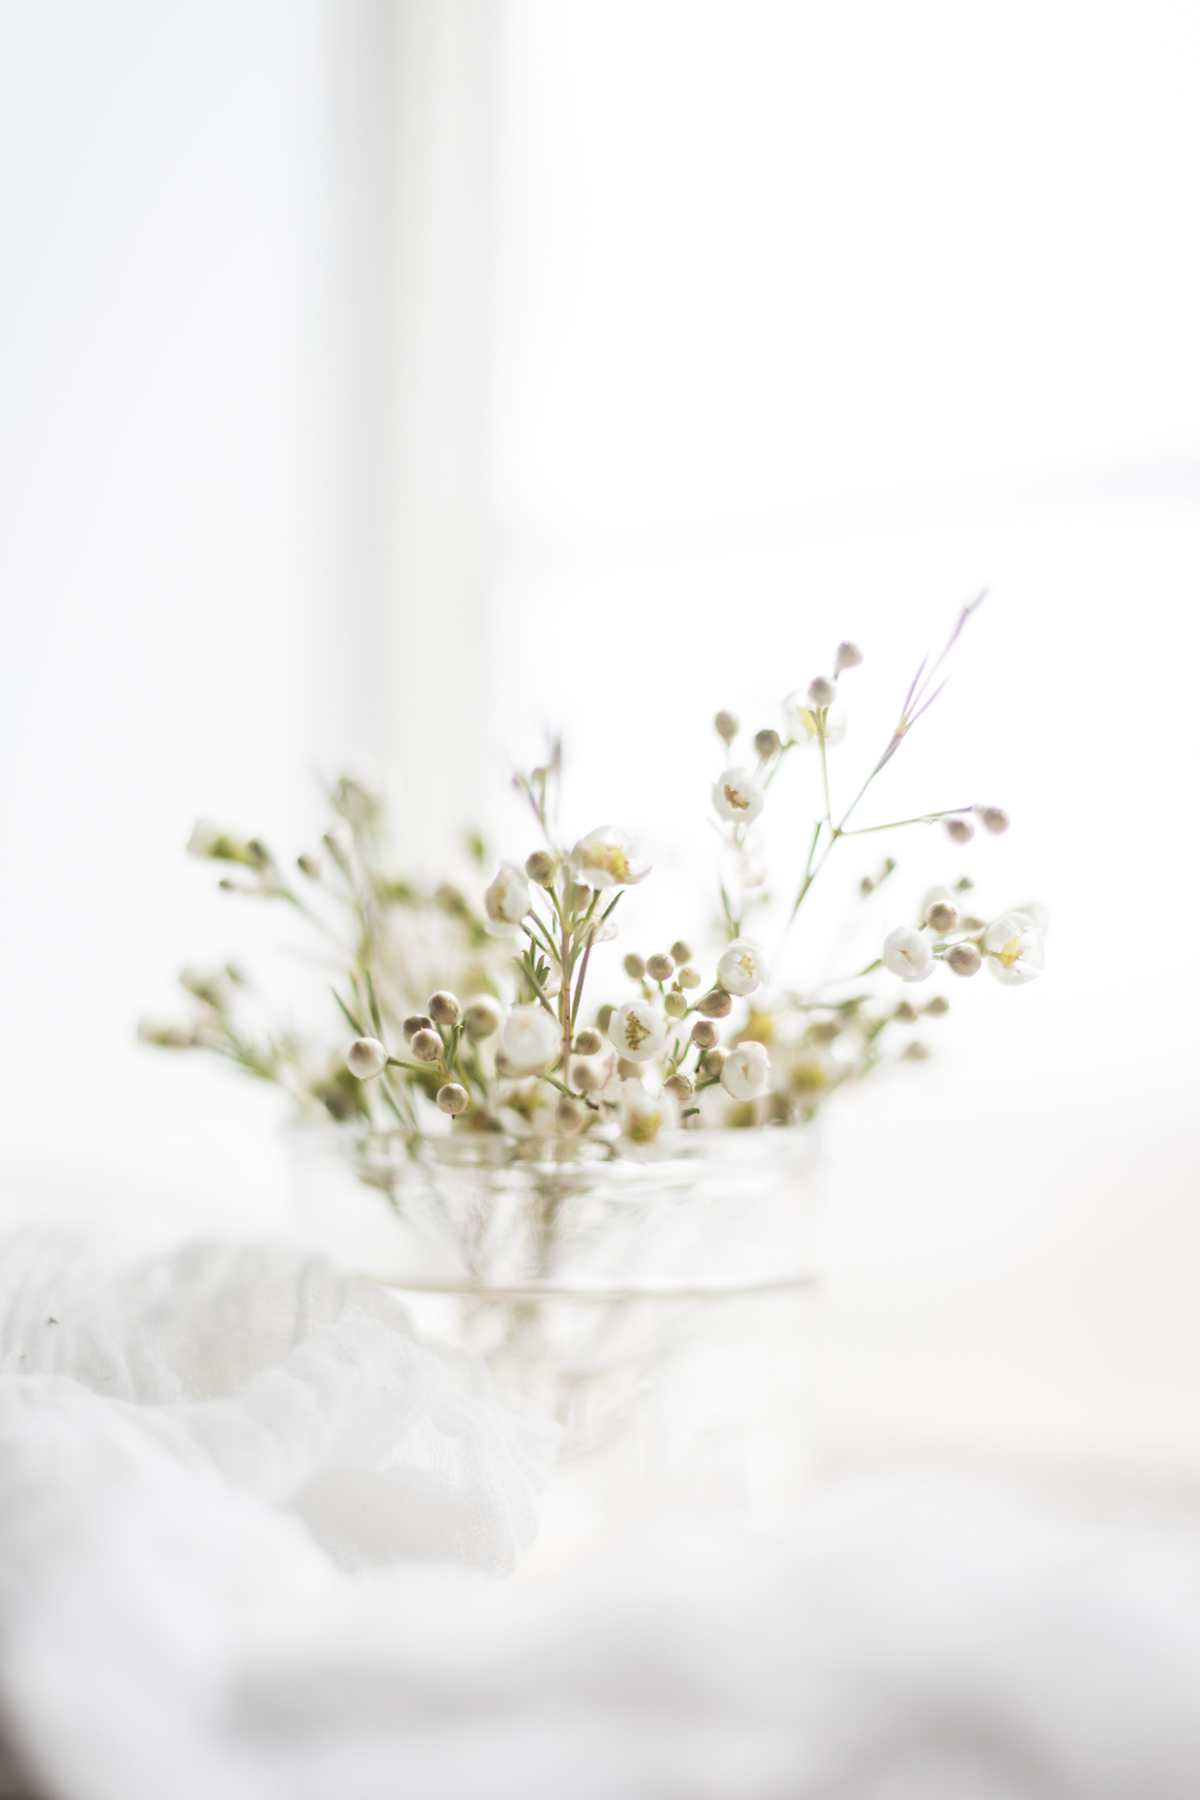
[{"left": 143, "top": 597, "right": 1044, "bottom": 1177}]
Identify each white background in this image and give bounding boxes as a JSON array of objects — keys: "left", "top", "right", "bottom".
[{"left": 1, "top": 0, "right": 1198, "bottom": 1488}]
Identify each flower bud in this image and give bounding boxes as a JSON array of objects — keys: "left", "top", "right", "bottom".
[
  {"left": 554, "top": 1096, "right": 585, "bottom": 1133},
  {"left": 690, "top": 1020, "right": 718, "bottom": 1049},
  {"left": 669, "top": 940, "right": 693, "bottom": 965},
  {"left": 676, "top": 964, "right": 701, "bottom": 990},
  {"left": 945, "top": 816, "right": 974, "bottom": 844},
  {"left": 646, "top": 953, "right": 675, "bottom": 982},
  {"left": 714, "top": 709, "right": 740, "bottom": 745},
  {"left": 976, "top": 804, "right": 1010, "bottom": 835},
  {"left": 834, "top": 641, "right": 864, "bottom": 673},
  {"left": 807, "top": 676, "right": 837, "bottom": 709},
  {"left": 946, "top": 942, "right": 982, "bottom": 977},
  {"left": 524, "top": 848, "right": 559, "bottom": 887},
  {"left": 754, "top": 728, "right": 782, "bottom": 759},
  {"left": 696, "top": 989, "right": 733, "bottom": 1018},
  {"left": 624, "top": 953, "right": 647, "bottom": 979},
  {"left": 664, "top": 1072, "right": 695, "bottom": 1105},
  {"left": 296, "top": 852, "right": 322, "bottom": 880},
  {"left": 571, "top": 1058, "right": 601, "bottom": 1093},
  {"left": 925, "top": 900, "right": 958, "bottom": 934},
  {"left": 403, "top": 1014, "right": 433, "bottom": 1042},
  {"left": 596, "top": 1004, "right": 615, "bottom": 1032},
  {"left": 436, "top": 1082, "right": 469, "bottom": 1115},
  {"left": 574, "top": 1027, "right": 603, "bottom": 1056},
  {"left": 882, "top": 926, "right": 934, "bottom": 983},
  {"left": 664, "top": 989, "right": 688, "bottom": 1018},
  {"left": 700, "top": 1046, "right": 727, "bottom": 1077},
  {"left": 902, "top": 1041, "right": 931, "bottom": 1061},
  {"left": 346, "top": 1037, "right": 387, "bottom": 1080},
  {"left": 894, "top": 1000, "right": 918, "bottom": 1023},
  {"left": 463, "top": 996, "right": 502, "bottom": 1041},
  {"left": 410, "top": 1028, "right": 444, "bottom": 1063},
  {"left": 427, "top": 991, "right": 461, "bottom": 1027},
  {"left": 923, "top": 995, "right": 950, "bottom": 1015}
]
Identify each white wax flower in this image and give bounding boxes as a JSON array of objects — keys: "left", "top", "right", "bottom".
[
  {"left": 712, "top": 768, "right": 764, "bottom": 826},
  {"left": 346, "top": 1036, "right": 387, "bottom": 1079},
  {"left": 716, "top": 936, "right": 768, "bottom": 996},
  {"left": 570, "top": 826, "right": 651, "bottom": 889},
  {"left": 781, "top": 695, "right": 846, "bottom": 747},
  {"left": 882, "top": 925, "right": 934, "bottom": 982},
  {"left": 484, "top": 862, "right": 532, "bottom": 936},
  {"left": 720, "top": 1041, "right": 770, "bottom": 1101},
  {"left": 607, "top": 998, "right": 667, "bottom": 1063},
  {"left": 499, "top": 1004, "right": 561, "bottom": 1074},
  {"left": 620, "top": 1081, "right": 677, "bottom": 1145},
  {"left": 983, "top": 912, "right": 1045, "bottom": 985}
]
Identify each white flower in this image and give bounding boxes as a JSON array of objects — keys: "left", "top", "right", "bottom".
[
  {"left": 570, "top": 826, "right": 651, "bottom": 889},
  {"left": 720, "top": 1041, "right": 770, "bottom": 1102},
  {"left": 499, "top": 1004, "right": 561, "bottom": 1074},
  {"left": 187, "top": 819, "right": 221, "bottom": 857},
  {"left": 716, "top": 936, "right": 768, "bottom": 996},
  {"left": 882, "top": 925, "right": 934, "bottom": 982},
  {"left": 781, "top": 695, "right": 846, "bottom": 747},
  {"left": 607, "top": 998, "right": 667, "bottom": 1063},
  {"left": 983, "top": 912, "right": 1045, "bottom": 985},
  {"left": 484, "top": 862, "right": 532, "bottom": 935},
  {"left": 712, "top": 768, "right": 764, "bottom": 826},
  {"left": 346, "top": 1036, "right": 387, "bottom": 1079},
  {"left": 620, "top": 1080, "right": 677, "bottom": 1144}
]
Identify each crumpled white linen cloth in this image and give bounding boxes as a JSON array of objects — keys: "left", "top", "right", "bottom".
[{"left": 4, "top": 1226, "right": 1200, "bottom": 1800}]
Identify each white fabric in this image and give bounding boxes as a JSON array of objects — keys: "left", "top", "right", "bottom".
[{"left": 4, "top": 1229, "right": 1200, "bottom": 1799}]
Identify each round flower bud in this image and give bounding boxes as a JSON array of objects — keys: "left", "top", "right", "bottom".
[
  {"left": 427, "top": 991, "right": 461, "bottom": 1027},
  {"left": 346, "top": 1036, "right": 387, "bottom": 1080},
  {"left": 716, "top": 937, "right": 767, "bottom": 997},
  {"left": 923, "top": 995, "right": 950, "bottom": 1015},
  {"left": 646, "top": 953, "right": 675, "bottom": 982},
  {"left": 945, "top": 816, "right": 974, "bottom": 844},
  {"left": 690, "top": 1020, "right": 718, "bottom": 1049},
  {"left": 670, "top": 940, "right": 693, "bottom": 965},
  {"left": 701, "top": 1046, "right": 727, "bottom": 1077},
  {"left": 574, "top": 1027, "right": 603, "bottom": 1056},
  {"left": 624, "top": 953, "right": 647, "bottom": 979},
  {"left": 571, "top": 1058, "right": 601, "bottom": 1093},
  {"left": 676, "top": 964, "right": 701, "bottom": 990},
  {"left": 296, "top": 852, "right": 322, "bottom": 880},
  {"left": 924, "top": 900, "right": 958, "bottom": 934},
  {"left": 720, "top": 1041, "right": 770, "bottom": 1102},
  {"left": 712, "top": 768, "right": 764, "bottom": 826},
  {"left": 596, "top": 1004, "right": 615, "bottom": 1032},
  {"left": 664, "top": 989, "right": 688, "bottom": 1018},
  {"left": 554, "top": 1096, "right": 585, "bottom": 1134},
  {"left": 484, "top": 861, "right": 533, "bottom": 936},
  {"left": 410, "top": 1028, "right": 443, "bottom": 1063},
  {"left": 834, "top": 641, "right": 864, "bottom": 673},
  {"left": 976, "top": 805, "right": 1011, "bottom": 835},
  {"left": 436, "top": 1082, "right": 469, "bottom": 1115},
  {"left": 902, "top": 1041, "right": 931, "bottom": 1061},
  {"left": 714, "top": 710, "right": 739, "bottom": 745},
  {"left": 524, "top": 848, "right": 559, "bottom": 887},
  {"left": 894, "top": 1000, "right": 918, "bottom": 1023},
  {"left": 463, "top": 996, "right": 502, "bottom": 1041},
  {"left": 403, "top": 1013, "right": 433, "bottom": 1041},
  {"left": 499, "top": 1004, "right": 561, "bottom": 1075},
  {"left": 807, "top": 675, "right": 837, "bottom": 709},
  {"left": 608, "top": 999, "right": 667, "bottom": 1064},
  {"left": 946, "top": 941, "right": 982, "bottom": 977},
  {"left": 696, "top": 989, "right": 733, "bottom": 1019},
  {"left": 664, "top": 1072, "right": 694, "bottom": 1105},
  {"left": 882, "top": 926, "right": 934, "bottom": 983},
  {"left": 754, "top": 728, "right": 782, "bottom": 760}
]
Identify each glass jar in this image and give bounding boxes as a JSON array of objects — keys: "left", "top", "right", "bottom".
[{"left": 291, "top": 1128, "right": 822, "bottom": 1566}]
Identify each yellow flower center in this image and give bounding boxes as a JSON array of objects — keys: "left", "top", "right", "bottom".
[
  {"left": 723, "top": 784, "right": 751, "bottom": 811},
  {"left": 623, "top": 1011, "right": 652, "bottom": 1050},
  {"left": 736, "top": 951, "right": 755, "bottom": 979},
  {"left": 996, "top": 933, "right": 1024, "bottom": 968}
]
